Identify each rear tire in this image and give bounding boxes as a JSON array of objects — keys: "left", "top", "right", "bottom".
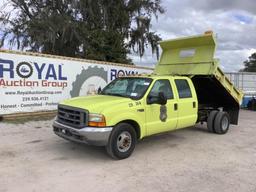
[
  {"left": 207, "top": 110, "right": 218, "bottom": 133},
  {"left": 214, "top": 112, "right": 230, "bottom": 134},
  {"left": 106, "top": 123, "right": 137, "bottom": 160}
]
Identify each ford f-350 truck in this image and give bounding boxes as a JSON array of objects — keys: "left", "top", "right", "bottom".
[{"left": 53, "top": 31, "right": 243, "bottom": 159}]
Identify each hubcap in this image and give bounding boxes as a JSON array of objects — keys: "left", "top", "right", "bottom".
[
  {"left": 222, "top": 116, "right": 229, "bottom": 131},
  {"left": 116, "top": 131, "right": 132, "bottom": 152}
]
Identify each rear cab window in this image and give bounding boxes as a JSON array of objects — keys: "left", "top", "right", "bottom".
[{"left": 174, "top": 79, "right": 192, "bottom": 99}]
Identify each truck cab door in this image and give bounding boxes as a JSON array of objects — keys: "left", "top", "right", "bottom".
[
  {"left": 174, "top": 78, "right": 198, "bottom": 129},
  {"left": 145, "top": 79, "right": 178, "bottom": 136}
]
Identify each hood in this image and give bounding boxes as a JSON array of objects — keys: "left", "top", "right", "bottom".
[{"left": 60, "top": 95, "right": 131, "bottom": 113}]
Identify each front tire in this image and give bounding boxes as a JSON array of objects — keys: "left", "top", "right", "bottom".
[
  {"left": 214, "top": 112, "right": 230, "bottom": 134},
  {"left": 106, "top": 123, "right": 137, "bottom": 160}
]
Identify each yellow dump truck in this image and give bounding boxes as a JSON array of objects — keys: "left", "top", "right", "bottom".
[{"left": 53, "top": 32, "right": 243, "bottom": 159}]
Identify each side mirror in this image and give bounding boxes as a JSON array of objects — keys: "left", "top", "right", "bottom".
[
  {"left": 158, "top": 92, "right": 167, "bottom": 105},
  {"left": 147, "top": 92, "right": 167, "bottom": 105}
]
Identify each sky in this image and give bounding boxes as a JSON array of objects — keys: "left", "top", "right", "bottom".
[
  {"left": 130, "top": 0, "right": 256, "bottom": 72},
  {"left": 0, "top": 0, "right": 256, "bottom": 72}
]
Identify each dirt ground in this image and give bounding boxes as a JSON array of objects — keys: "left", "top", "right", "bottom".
[{"left": 0, "top": 110, "right": 256, "bottom": 192}]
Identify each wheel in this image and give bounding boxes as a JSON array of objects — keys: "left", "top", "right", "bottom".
[
  {"left": 207, "top": 110, "right": 218, "bottom": 133},
  {"left": 106, "top": 123, "right": 137, "bottom": 160},
  {"left": 214, "top": 111, "right": 230, "bottom": 134}
]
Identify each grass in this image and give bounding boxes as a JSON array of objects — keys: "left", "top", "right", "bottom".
[{"left": 1, "top": 114, "right": 56, "bottom": 124}]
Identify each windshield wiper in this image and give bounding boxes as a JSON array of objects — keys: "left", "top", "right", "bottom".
[
  {"left": 109, "top": 93, "right": 127, "bottom": 97},
  {"left": 101, "top": 92, "right": 133, "bottom": 98}
]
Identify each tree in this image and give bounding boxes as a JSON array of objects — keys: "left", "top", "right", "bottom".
[
  {"left": 241, "top": 52, "right": 256, "bottom": 72},
  {"left": 0, "top": 0, "right": 164, "bottom": 64}
]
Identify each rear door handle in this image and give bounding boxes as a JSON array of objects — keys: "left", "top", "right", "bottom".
[
  {"left": 137, "top": 109, "right": 144, "bottom": 112},
  {"left": 174, "top": 103, "right": 178, "bottom": 111},
  {"left": 193, "top": 101, "right": 196, "bottom": 108}
]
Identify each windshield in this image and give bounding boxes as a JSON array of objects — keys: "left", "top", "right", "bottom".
[{"left": 101, "top": 77, "right": 152, "bottom": 99}]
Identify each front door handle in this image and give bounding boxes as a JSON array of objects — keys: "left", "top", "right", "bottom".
[{"left": 174, "top": 103, "right": 178, "bottom": 111}]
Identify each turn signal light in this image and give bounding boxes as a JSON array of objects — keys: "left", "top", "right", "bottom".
[
  {"left": 88, "top": 121, "right": 106, "bottom": 127},
  {"left": 88, "top": 113, "right": 106, "bottom": 127}
]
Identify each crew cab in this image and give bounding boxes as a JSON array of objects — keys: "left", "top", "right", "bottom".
[{"left": 53, "top": 31, "right": 243, "bottom": 159}]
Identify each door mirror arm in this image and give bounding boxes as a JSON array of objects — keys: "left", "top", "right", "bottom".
[
  {"left": 147, "top": 92, "right": 167, "bottom": 105},
  {"left": 158, "top": 92, "right": 167, "bottom": 105}
]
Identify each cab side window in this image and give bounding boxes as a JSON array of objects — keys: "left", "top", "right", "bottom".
[
  {"left": 148, "top": 79, "right": 173, "bottom": 99},
  {"left": 175, "top": 79, "right": 192, "bottom": 98}
]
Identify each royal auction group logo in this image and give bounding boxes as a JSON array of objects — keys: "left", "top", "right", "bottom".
[{"left": 0, "top": 58, "right": 68, "bottom": 89}]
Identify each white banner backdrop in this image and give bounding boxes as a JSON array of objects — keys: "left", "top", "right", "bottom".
[{"left": 0, "top": 51, "right": 153, "bottom": 115}]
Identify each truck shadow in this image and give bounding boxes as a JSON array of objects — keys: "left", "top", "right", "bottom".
[
  {"left": 50, "top": 139, "right": 109, "bottom": 162},
  {"left": 189, "top": 124, "right": 210, "bottom": 133},
  {"left": 134, "top": 125, "right": 210, "bottom": 153},
  {"left": 51, "top": 125, "right": 209, "bottom": 161}
]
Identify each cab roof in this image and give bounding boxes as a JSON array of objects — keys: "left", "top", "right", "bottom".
[{"left": 119, "top": 74, "right": 188, "bottom": 79}]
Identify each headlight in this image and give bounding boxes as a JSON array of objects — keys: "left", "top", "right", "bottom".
[{"left": 88, "top": 113, "right": 106, "bottom": 127}]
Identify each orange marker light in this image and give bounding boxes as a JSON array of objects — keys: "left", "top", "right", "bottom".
[
  {"left": 204, "top": 30, "right": 213, "bottom": 35},
  {"left": 88, "top": 113, "right": 106, "bottom": 127}
]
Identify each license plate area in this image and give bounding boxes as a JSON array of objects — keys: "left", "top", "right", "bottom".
[
  {"left": 58, "top": 128, "right": 83, "bottom": 140},
  {"left": 61, "top": 128, "right": 72, "bottom": 136}
]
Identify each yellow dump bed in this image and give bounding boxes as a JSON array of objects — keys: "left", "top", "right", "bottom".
[{"left": 154, "top": 32, "right": 243, "bottom": 105}]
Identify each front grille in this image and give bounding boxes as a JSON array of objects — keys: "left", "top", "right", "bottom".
[{"left": 57, "top": 105, "right": 88, "bottom": 129}]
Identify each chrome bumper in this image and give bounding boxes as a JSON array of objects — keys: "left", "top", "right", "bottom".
[{"left": 53, "top": 121, "right": 113, "bottom": 146}]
